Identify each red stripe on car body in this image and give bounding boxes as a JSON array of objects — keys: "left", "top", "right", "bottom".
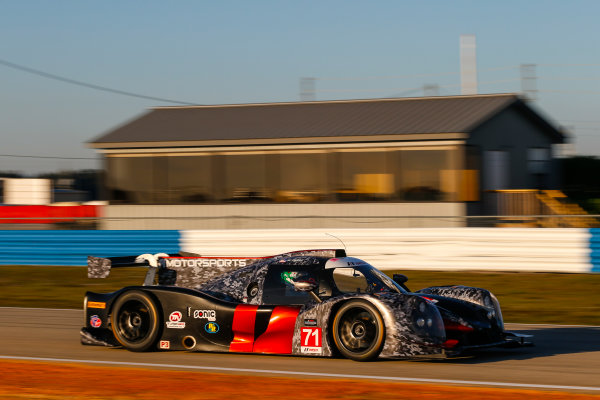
[
  {"left": 230, "top": 305, "right": 259, "bottom": 352},
  {"left": 253, "top": 306, "right": 301, "bottom": 354}
]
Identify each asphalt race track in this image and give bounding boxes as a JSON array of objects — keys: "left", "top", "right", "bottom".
[{"left": 0, "top": 308, "right": 599, "bottom": 392}]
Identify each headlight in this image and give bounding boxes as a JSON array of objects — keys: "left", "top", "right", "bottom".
[
  {"left": 483, "top": 296, "right": 491, "bottom": 307},
  {"left": 490, "top": 293, "right": 504, "bottom": 330}
]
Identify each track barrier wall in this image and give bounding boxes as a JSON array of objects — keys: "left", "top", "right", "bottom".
[
  {"left": 589, "top": 228, "right": 600, "bottom": 272},
  {"left": 179, "top": 228, "right": 594, "bottom": 273},
  {"left": 0, "top": 228, "right": 598, "bottom": 272},
  {"left": 0, "top": 205, "right": 98, "bottom": 224},
  {"left": 0, "top": 230, "right": 180, "bottom": 266}
]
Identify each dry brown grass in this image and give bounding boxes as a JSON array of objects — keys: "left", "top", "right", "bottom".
[{"left": 1, "top": 360, "right": 599, "bottom": 400}]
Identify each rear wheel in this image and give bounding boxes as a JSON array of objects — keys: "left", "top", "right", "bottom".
[
  {"left": 332, "top": 300, "right": 385, "bottom": 361},
  {"left": 111, "top": 290, "right": 160, "bottom": 352}
]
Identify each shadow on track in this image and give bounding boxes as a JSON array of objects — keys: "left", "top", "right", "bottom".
[{"left": 421, "top": 326, "right": 600, "bottom": 364}]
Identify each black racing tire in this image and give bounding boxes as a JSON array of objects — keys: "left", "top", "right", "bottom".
[
  {"left": 110, "top": 290, "right": 160, "bottom": 352},
  {"left": 332, "top": 300, "right": 385, "bottom": 361}
]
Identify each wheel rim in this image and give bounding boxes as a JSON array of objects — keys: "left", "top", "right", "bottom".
[
  {"left": 337, "top": 307, "right": 379, "bottom": 353},
  {"left": 116, "top": 299, "right": 152, "bottom": 343}
]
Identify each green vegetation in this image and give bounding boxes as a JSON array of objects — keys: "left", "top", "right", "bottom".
[
  {"left": 0, "top": 266, "right": 148, "bottom": 309},
  {"left": 0, "top": 266, "right": 599, "bottom": 325}
]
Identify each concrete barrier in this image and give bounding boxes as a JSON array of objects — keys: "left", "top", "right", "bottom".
[
  {"left": 180, "top": 228, "right": 593, "bottom": 273},
  {"left": 0, "top": 228, "right": 595, "bottom": 272}
]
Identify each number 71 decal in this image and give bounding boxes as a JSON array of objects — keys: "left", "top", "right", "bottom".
[{"left": 300, "top": 327, "right": 322, "bottom": 354}]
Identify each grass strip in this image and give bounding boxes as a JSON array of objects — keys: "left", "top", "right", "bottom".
[{"left": 0, "top": 266, "right": 599, "bottom": 325}]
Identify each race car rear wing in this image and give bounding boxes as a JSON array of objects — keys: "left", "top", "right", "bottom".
[
  {"left": 87, "top": 248, "right": 346, "bottom": 287},
  {"left": 87, "top": 253, "right": 180, "bottom": 278},
  {"left": 88, "top": 252, "right": 209, "bottom": 286}
]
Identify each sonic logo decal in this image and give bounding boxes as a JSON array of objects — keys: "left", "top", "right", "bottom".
[{"left": 193, "top": 310, "right": 216, "bottom": 321}]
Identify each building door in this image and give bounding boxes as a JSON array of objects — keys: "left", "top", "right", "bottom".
[{"left": 483, "top": 150, "right": 509, "bottom": 190}]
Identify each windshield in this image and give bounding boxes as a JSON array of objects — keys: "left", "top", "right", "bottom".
[{"left": 331, "top": 263, "right": 408, "bottom": 295}]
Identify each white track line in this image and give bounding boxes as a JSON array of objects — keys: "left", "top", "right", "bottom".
[
  {"left": 0, "top": 355, "right": 598, "bottom": 392},
  {"left": 507, "top": 322, "right": 600, "bottom": 328}
]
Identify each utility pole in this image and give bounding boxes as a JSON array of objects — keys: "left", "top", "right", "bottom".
[
  {"left": 299, "top": 77, "right": 316, "bottom": 101},
  {"left": 520, "top": 64, "right": 537, "bottom": 101},
  {"left": 423, "top": 84, "right": 440, "bottom": 97},
  {"left": 460, "top": 34, "right": 478, "bottom": 95}
]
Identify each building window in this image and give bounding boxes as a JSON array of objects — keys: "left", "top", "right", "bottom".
[
  {"left": 105, "top": 146, "right": 466, "bottom": 204},
  {"left": 397, "top": 149, "right": 456, "bottom": 201},
  {"left": 219, "top": 153, "right": 270, "bottom": 202},
  {"left": 528, "top": 148, "right": 550, "bottom": 174},
  {"left": 106, "top": 157, "right": 158, "bottom": 203},
  {"left": 165, "top": 155, "right": 212, "bottom": 203},
  {"left": 334, "top": 150, "right": 394, "bottom": 201},
  {"left": 277, "top": 152, "right": 328, "bottom": 202}
]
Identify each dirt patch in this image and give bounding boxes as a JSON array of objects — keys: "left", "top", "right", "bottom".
[{"left": 0, "top": 360, "right": 598, "bottom": 400}]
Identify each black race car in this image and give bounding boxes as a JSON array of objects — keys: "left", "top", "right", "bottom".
[{"left": 81, "top": 249, "right": 532, "bottom": 361}]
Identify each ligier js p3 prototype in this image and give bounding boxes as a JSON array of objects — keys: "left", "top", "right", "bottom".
[{"left": 82, "top": 249, "right": 532, "bottom": 361}]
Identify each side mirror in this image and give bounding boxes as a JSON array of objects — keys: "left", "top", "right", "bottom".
[{"left": 393, "top": 274, "right": 410, "bottom": 291}]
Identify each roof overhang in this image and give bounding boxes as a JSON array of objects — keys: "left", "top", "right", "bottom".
[{"left": 88, "top": 132, "right": 469, "bottom": 151}]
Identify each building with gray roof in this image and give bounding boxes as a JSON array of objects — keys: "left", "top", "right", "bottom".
[{"left": 89, "top": 94, "right": 565, "bottom": 229}]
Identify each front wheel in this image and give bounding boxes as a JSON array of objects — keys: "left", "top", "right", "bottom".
[
  {"left": 332, "top": 300, "right": 385, "bottom": 361},
  {"left": 111, "top": 290, "right": 160, "bottom": 352}
]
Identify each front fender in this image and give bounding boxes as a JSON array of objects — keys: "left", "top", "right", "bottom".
[
  {"left": 417, "top": 286, "right": 504, "bottom": 330},
  {"left": 291, "top": 293, "right": 446, "bottom": 358},
  {"left": 375, "top": 293, "right": 446, "bottom": 358}
]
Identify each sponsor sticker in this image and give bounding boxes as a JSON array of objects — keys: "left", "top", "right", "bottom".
[
  {"left": 165, "top": 258, "right": 247, "bottom": 268},
  {"left": 421, "top": 296, "right": 438, "bottom": 304},
  {"left": 166, "top": 311, "right": 186, "bottom": 329},
  {"left": 90, "top": 315, "right": 102, "bottom": 328},
  {"left": 159, "top": 340, "right": 170, "bottom": 349},
  {"left": 304, "top": 318, "right": 318, "bottom": 327},
  {"left": 346, "top": 260, "right": 366, "bottom": 267},
  {"left": 193, "top": 310, "right": 216, "bottom": 321},
  {"left": 169, "top": 311, "right": 183, "bottom": 322},
  {"left": 205, "top": 322, "right": 220, "bottom": 334},
  {"left": 88, "top": 301, "right": 106, "bottom": 309},
  {"left": 300, "top": 327, "right": 322, "bottom": 354}
]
